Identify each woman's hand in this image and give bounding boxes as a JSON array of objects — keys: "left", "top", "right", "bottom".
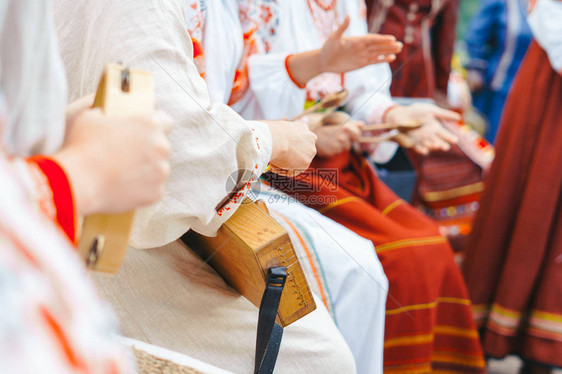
[
  {"left": 53, "top": 108, "right": 173, "bottom": 216},
  {"left": 285, "top": 16, "right": 402, "bottom": 87},
  {"left": 65, "top": 93, "right": 95, "bottom": 127},
  {"left": 313, "top": 116, "right": 363, "bottom": 158},
  {"left": 385, "top": 104, "right": 460, "bottom": 155},
  {"left": 266, "top": 120, "right": 317, "bottom": 176},
  {"left": 320, "top": 15, "right": 403, "bottom": 73}
]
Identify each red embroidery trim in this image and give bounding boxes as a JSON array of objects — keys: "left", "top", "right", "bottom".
[
  {"left": 285, "top": 55, "right": 306, "bottom": 89},
  {"left": 28, "top": 156, "right": 77, "bottom": 245},
  {"left": 40, "top": 306, "right": 87, "bottom": 371},
  {"left": 307, "top": 0, "right": 337, "bottom": 12}
]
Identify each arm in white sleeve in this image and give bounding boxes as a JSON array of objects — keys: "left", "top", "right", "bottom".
[
  {"left": 54, "top": 0, "right": 272, "bottom": 248},
  {"left": 246, "top": 53, "right": 307, "bottom": 120}
]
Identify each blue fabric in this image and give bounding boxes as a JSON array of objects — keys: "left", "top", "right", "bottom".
[{"left": 465, "top": 0, "right": 532, "bottom": 143}]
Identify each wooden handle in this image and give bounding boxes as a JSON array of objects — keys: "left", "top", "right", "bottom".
[
  {"left": 78, "top": 64, "right": 154, "bottom": 273},
  {"left": 290, "top": 90, "right": 348, "bottom": 121},
  {"left": 361, "top": 121, "right": 423, "bottom": 132},
  {"left": 358, "top": 130, "right": 399, "bottom": 143},
  {"left": 391, "top": 133, "right": 416, "bottom": 148}
]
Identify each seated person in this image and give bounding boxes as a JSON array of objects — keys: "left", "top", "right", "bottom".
[
  {"left": 183, "top": 1, "right": 402, "bottom": 372},
  {"left": 54, "top": 0, "right": 358, "bottom": 372},
  {"left": 0, "top": 0, "right": 170, "bottom": 371}
]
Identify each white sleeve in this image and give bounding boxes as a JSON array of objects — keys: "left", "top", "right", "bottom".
[
  {"left": 54, "top": 0, "right": 272, "bottom": 248},
  {"left": 245, "top": 53, "right": 307, "bottom": 120},
  {"left": 528, "top": 0, "right": 562, "bottom": 72}
]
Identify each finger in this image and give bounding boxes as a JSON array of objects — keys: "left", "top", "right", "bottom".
[
  {"left": 366, "top": 42, "right": 403, "bottom": 55},
  {"left": 153, "top": 111, "right": 174, "bottom": 134},
  {"left": 346, "top": 122, "right": 363, "bottom": 141},
  {"left": 332, "top": 15, "right": 350, "bottom": 40},
  {"left": 269, "top": 164, "right": 291, "bottom": 177},
  {"left": 436, "top": 126, "right": 459, "bottom": 144},
  {"left": 153, "top": 134, "right": 172, "bottom": 158},
  {"left": 370, "top": 54, "right": 396, "bottom": 64},
  {"left": 429, "top": 106, "right": 461, "bottom": 122},
  {"left": 414, "top": 144, "right": 429, "bottom": 155},
  {"left": 363, "top": 33, "right": 397, "bottom": 44},
  {"left": 339, "top": 137, "right": 352, "bottom": 152},
  {"left": 426, "top": 136, "right": 450, "bottom": 152}
]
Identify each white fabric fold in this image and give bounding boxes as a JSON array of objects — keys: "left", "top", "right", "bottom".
[
  {"left": 0, "top": 0, "right": 67, "bottom": 156},
  {"left": 54, "top": 0, "right": 272, "bottom": 247}
]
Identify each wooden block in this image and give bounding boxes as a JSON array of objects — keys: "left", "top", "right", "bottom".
[
  {"left": 186, "top": 198, "right": 317, "bottom": 327},
  {"left": 78, "top": 63, "right": 154, "bottom": 273}
]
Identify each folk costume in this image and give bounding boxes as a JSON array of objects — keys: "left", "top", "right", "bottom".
[
  {"left": 0, "top": 0, "right": 133, "bottom": 372},
  {"left": 366, "top": 0, "right": 488, "bottom": 253},
  {"left": 0, "top": 0, "right": 77, "bottom": 243},
  {"left": 0, "top": 153, "right": 133, "bottom": 374},
  {"left": 463, "top": 0, "right": 562, "bottom": 368},
  {"left": 465, "top": 0, "right": 533, "bottom": 144},
  {"left": 185, "top": 1, "right": 388, "bottom": 372},
  {"left": 54, "top": 0, "right": 358, "bottom": 373},
  {"left": 365, "top": 0, "right": 459, "bottom": 99},
  {"left": 238, "top": 0, "right": 485, "bottom": 372}
]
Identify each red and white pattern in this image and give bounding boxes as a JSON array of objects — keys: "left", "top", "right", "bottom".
[
  {"left": 186, "top": 0, "right": 207, "bottom": 77},
  {"left": 0, "top": 154, "right": 133, "bottom": 374}
]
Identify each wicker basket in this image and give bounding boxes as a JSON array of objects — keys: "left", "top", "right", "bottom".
[
  {"left": 133, "top": 347, "right": 208, "bottom": 374},
  {"left": 121, "top": 337, "right": 233, "bottom": 374}
]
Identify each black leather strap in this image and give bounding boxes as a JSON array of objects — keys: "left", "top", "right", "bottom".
[{"left": 254, "top": 267, "right": 286, "bottom": 374}]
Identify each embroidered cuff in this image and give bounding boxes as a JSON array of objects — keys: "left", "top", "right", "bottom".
[
  {"left": 285, "top": 55, "right": 307, "bottom": 89},
  {"left": 27, "top": 156, "right": 77, "bottom": 244}
]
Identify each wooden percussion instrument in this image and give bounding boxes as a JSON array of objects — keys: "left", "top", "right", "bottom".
[
  {"left": 185, "top": 198, "right": 317, "bottom": 327},
  {"left": 78, "top": 63, "right": 154, "bottom": 273}
]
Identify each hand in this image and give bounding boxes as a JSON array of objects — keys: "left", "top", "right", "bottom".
[
  {"left": 314, "top": 117, "right": 363, "bottom": 158},
  {"left": 53, "top": 108, "right": 173, "bottom": 216},
  {"left": 385, "top": 104, "right": 460, "bottom": 155},
  {"left": 320, "top": 15, "right": 403, "bottom": 73},
  {"left": 65, "top": 93, "right": 95, "bottom": 127},
  {"left": 266, "top": 120, "right": 317, "bottom": 176},
  {"left": 466, "top": 70, "right": 485, "bottom": 92}
]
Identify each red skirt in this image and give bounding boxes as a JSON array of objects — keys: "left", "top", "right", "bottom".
[
  {"left": 265, "top": 151, "right": 485, "bottom": 372},
  {"left": 463, "top": 42, "right": 562, "bottom": 367}
]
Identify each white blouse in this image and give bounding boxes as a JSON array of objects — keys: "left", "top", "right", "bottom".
[
  {"left": 234, "top": 0, "right": 398, "bottom": 161},
  {"left": 234, "top": 0, "right": 393, "bottom": 122},
  {"left": 0, "top": 0, "right": 67, "bottom": 156},
  {"left": 53, "top": 0, "right": 273, "bottom": 248}
]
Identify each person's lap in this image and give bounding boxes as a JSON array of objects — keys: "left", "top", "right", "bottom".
[{"left": 93, "top": 239, "right": 356, "bottom": 374}]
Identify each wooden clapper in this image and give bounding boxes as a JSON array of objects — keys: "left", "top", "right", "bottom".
[
  {"left": 78, "top": 63, "right": 154, "bottom": 273},
  {"left": 185, "top": 198, "right": 317, "bottom": 373}
]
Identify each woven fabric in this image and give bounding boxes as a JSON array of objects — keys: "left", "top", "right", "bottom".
[
  {"left": 411, "top": 145, "right": 485, "bottom": 252},
  {"left": 463, "top": 42, "right": 562, "bottom": 368},
  {"left": 263, "top": 151, "right": 485, "bottom": 373}
]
